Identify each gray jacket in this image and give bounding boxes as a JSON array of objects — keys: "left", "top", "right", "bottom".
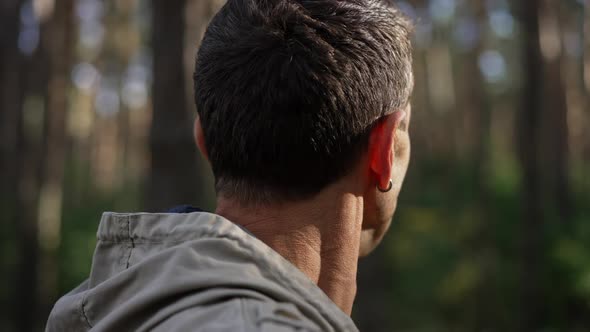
[{"left": 46, "top": 211, "right": 359, "bottom": 331}]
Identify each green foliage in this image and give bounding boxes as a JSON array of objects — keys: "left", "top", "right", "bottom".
[{"left": 365, "top": 155, "right": 590, "bottom": 331}]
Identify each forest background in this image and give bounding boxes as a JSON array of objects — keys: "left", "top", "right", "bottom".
[{"left": 1, "top": 0, "right": 589, "bottom": 331}]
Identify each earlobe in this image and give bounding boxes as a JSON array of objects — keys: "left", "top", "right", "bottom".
[
  {"left": 194, "top": 116, "right": 210, "bottom": 161},
  {"left": 377, "top": 179, "right": 393, "bottom": 193}
]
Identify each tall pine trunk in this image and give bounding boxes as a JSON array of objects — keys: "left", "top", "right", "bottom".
[
  {"left": 37, "top": 0, "right": 75, "bottom": 318},
  {"left": 517, "top": 1, "right": 544, "bottom": 331},
  {"left": 538, "top": 0, "right": 572, "bottom": 223},
  {"left": 0, "top": 1, "right": 32, "bottom": 330},
  {"left": 147, "top": 0, "right": 200, "bottom": 211}
]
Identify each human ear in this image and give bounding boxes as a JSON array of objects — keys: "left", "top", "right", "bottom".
[
  {"left": 194, "top": 116, "right": 209, "bottom": 161},
  {"left": 368, "top": 111, "right": 406, "bottom": 189}
]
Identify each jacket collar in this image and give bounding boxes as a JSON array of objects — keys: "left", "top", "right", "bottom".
[{"left": 93, "top": 211, "right": 358, "bottom": 331}]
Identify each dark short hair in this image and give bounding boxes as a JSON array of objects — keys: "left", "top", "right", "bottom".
[{"left": 194, "top": 0, "right": 413, "bottom": 203}]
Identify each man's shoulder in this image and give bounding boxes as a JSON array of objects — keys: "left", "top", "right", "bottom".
[{"left": 149, "top": 297, "right": 322, "bottom": 332}]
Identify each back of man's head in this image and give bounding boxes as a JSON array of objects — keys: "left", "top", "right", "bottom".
[{"left": 194, "top": 0, "right": 413, "bottom": 204}]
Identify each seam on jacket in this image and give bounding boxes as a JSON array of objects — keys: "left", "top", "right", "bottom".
[
  {"left": 80, "top": 295, "right": 93, "bottom": 329},
  {"left": 236, "top": 298, "right": 246, "bottom": 332},
  {"left": 125, "top": 214, "right": 135, "bottom": 268}
]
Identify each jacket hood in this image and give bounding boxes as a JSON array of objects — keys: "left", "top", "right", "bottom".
[{"left": 46, "top": 211, "right": 358, "bottom": 331}]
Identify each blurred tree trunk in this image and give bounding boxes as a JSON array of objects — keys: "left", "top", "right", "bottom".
[
  {"left": 14, "top": 120, "right": 40, "bottom": 332},
  {"left": 538, "top": 0, "right": 572, "bottom": 223},
  {"left": 463, "top": 3, "right": 496, "bottom": 329},
  {"left": 36, "top": 0, "right": 75, "bottom": 317},
  {"left": 453, "top": 2, "right": 491, "bottom": 191},
  {"left": 0, "top": 1, "right": 31, "bottom": 330},
  {"left": 517, "top": 1, "right": 544, "bottom": 331},
  {"left": 470, "top": 2, "right": 491, "bottom": 197},
  {"left": 0, "top": 1, "right": 25, "bottom": 216},
  {"left": 146, "top": 0, "right": 202, "bottom": 211},
  {"left": 0, "top": 1, "right": 25, "bottom": 196}
]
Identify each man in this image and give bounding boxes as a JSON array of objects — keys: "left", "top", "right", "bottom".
[{"left": 46, "top": 0, "right": 413, "bottom": 330}]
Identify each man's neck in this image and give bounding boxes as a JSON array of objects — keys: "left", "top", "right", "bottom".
[{"left": 215, "top": 188, "right": 363, "bottom": 315}]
